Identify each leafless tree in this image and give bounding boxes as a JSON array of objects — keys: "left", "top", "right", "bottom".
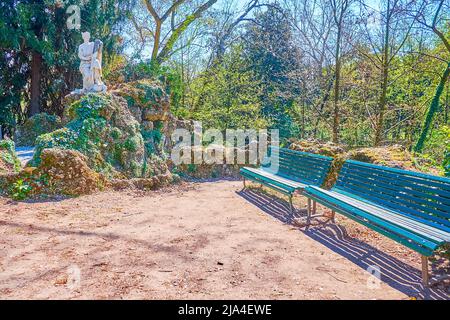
[
  {"left": 357, "top": 0, "right": 417, "bottom": 146},
  {"left": 130, "top": 0, "right": 218, "bottom": 64}
]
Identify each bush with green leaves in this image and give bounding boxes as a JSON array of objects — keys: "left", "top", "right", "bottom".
[
  {"left": 0, "top": 139, "right": 21, "bottom": 174},
  {"left": 10, "top": 179, "right": 32, "bottom": 201}
]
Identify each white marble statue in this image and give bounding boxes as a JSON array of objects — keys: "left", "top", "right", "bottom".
[{"left": 72, "top": 31, "right": 107, "bottom": 94}]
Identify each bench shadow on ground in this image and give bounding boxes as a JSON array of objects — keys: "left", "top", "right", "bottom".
[{"left": 237, "top": 187, "right": 449, "bottom": 300}]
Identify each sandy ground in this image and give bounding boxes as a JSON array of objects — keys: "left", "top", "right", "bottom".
[{"left": 0, "top": 180, "right": 448, "bottom": 300}]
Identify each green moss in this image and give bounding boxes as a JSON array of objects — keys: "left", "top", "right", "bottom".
[
  {"left": 0, "top": 140, "right": 21, "bottom": 173},
  {"left": 111, "top": 128, "right": 122, "bottom": 140},
  {"left": 32, "top": 93, "right": 145, "bottom": 179},
  {"left": 0, "top": 140, "right": 15, "bottom": 154},
  {"left": 123, "top": 136, "right": 141, "bottom": 152},
  {"left": 115, "top": 80, "right": 167, "bottom": 112}
]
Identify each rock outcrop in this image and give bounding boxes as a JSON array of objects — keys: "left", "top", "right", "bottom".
[
  {"left": 6, "top": 80, "right": 176, "bottom": 198},
  {"left": 0, "top": 148, "right": 107, "bottom": 198},
  {"left": 32, "top": 148, "right": 108, "bottom": 196},
  {"left": 31, "top": 93, "right": 145, "bottom": 179}
]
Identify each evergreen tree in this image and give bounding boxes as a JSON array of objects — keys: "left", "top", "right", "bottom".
[{"left": 242, "top": 5, "right": 302, "bottom": 139}]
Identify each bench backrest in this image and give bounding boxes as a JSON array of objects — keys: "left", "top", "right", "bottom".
[
  {"left": 263, "top": 147, "right": 333, "bottom": 186},
  {"left": 335, "top": 160, "right": 450, "bottom": 230}
]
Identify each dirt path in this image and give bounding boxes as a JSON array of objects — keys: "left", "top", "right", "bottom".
[{"left": 0, "top": 180, "right": 448, "bottom": 300}]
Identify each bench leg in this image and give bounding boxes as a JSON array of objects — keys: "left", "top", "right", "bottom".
[
  {"left": 289, "top": 194, "right": 294, "bottom": 216},
  {"left": 242, "top": 177, "right": 246, "bottom": 190},
  {"left": 306, "top": 198, "right": 312, "bottom": 226},
  {"left": 421, "top": 256, "right": 429, "bottom": 287},
  {"left": 331, "top": 210, "right": 336, "bottom": 223}
]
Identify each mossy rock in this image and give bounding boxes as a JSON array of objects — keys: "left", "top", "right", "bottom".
[
  {"left": 2, "top": 148, "right": 108, "bottom": 198},
  {"left": 170, "top": 146, "right": 243, "bottom": 179},
  {"left": 15, "top": 113, "right": 62, "bottom": 147},
  {"left": 0, "top": 140, "right": 21, "bottom": 174},
  {"left": 113, "top": 79, "right": 170, "bottom": 122},
  {"left": 31, "top": 93, "right": 145, "bottom": 179},
  {"left": 33, "top": 148, "right": 108, "bottom": 196},
  {"left": 289, "top": 139, "right": 347, "bottom": 189}
]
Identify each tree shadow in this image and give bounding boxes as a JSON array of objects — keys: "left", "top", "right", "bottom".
[
  {"left": 181, "top": 176, "right": 241, "bottom": 183},
  {"left": 237, "top": 188, "right": 449, "bottom": 300},
  {"left": 0, "top": 220, "right": 187, "bottom": 259}
]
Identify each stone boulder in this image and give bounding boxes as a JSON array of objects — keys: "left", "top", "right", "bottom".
[
  {"left": 33, "top": 148, "right": 108, "bottom": 196},
  {"left": 1, "top": 148, "right": 108, "bottom": 198},
  {"left": 113, "top": 80, "right": 170, "bottom": 122},
  {"left": 289, "top": 139, "right": 346, "bottom": 158}
]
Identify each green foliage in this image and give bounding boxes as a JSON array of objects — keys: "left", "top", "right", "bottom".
[
  {"left": 0, "top": 139, "right": 15, "bottom": 154},
  {"left": 0, "top": 0, "right": 130, "bottom": 127},
  {"left": 242, "top": 5, "right": 301, "bottom": 139},
  {"left": 414, "top": 63, "right": 450, "bottom": 153},
  {"left": 112, "top": 61, "right": 184, "bottom": 116},
  {"left": 10, "top": 179, "right": 32, "bottom": 201},
  {"left": 188, "top": 44, "right": 267, "bottom": 130},
  {"left": 31, "top": 93, "right": 145, "bottom": 178},
  {"left": 444, "top": 151, "right": 450, "bottom": 177},
  {"left": 0, "top": 140, "right": 21, "bottom": 173},
  {"left": 424, "top": 125, "right": 450, "bottom": 176}
]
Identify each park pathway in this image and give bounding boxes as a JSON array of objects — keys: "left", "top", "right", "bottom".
[{"left": 16, "top": 147, "right": 35, "bottom": 166}]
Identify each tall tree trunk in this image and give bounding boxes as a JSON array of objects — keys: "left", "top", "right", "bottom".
[
  {"left": 414, "top": 62, "right": 450, "bottom": 153},
  {"left": 152, "top": 21, "right": 162, "bottom": 62},
  {"left": 29, "top": 50, "right": 42, "bottom": 116},
  {"left": 302, "top": 99, "right": 306, "bottom": 139},
  {"left": 373, "top": 0, "right": 392, "bottom": 147},
  {"left": 374, "top": 61, "right": 389, "bottom": 146},
  {"left": 445, "top": 81, "right": 449, "bottom": 124},
  {"left": 332, "top": 26, "right": 342, "bottom": 144}
]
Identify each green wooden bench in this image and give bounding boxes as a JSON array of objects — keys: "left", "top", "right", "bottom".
[
  {"left": 240, "top": 147, "right": 333, "bottom": 214},
  {"left": 303, "top": 160, "right": 450, "bottom": 286}
]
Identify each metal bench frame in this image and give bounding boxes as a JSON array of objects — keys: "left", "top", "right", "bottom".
[
  {"left": 304, "top": 160, "right": 450, "bottom": 286},
  {"left": 240, "top": 147, "right": 333, "bottom": 215}
]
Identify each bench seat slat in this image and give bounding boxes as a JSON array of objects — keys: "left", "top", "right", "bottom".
[
  {"left": 267, "top": 157, "right": 331, "bottom": 180},
  {"left": 339, "top": 166, "right": 450, "bottom": 201},
  {"left": 240, "top": 172, "right": 295, "bottom": 195},
  {"left": 304, "top": 188, "right": 436, "bottom": 256},
  {"left": 240, "top": 148, "right": 333, "bottom": 200},
  {"left": 275, "top": 163, "right": 329, "bottom": 181},
  {"left": 304, "top": 187, "right": 443, "bottom": 253},
  {"left": 336, "top": 161, "right": 450, "bottom": 229},
  {"left": 339, "top": 172, "right": 450, "bottom": 214},
  {"left": 270, "top": 164, "right": 324, "bottom": 184},
  {"left": 241, "top": 167, "right": 307, "bottom": 189},
  {"left": 338, "top": 176, "right": 450, "bottom": 222},
  {"left": 309, "top": 186, "right": 450, "bottom": 242},
  {"left": 337, "top": 182, "right": 450, "bottom": 228},
  {"left": 344, "top": 161, "right": 450, "bottom": 193}
]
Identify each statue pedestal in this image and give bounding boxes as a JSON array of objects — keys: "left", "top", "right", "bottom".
[{"left": 70, "top": 84, "right": 107, "bottom": 96}]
